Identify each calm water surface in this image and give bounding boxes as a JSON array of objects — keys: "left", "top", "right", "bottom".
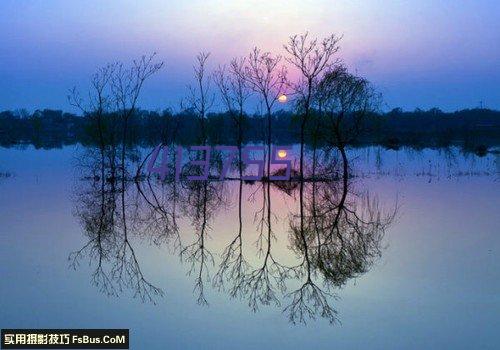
[{"left": 0, "top": 145, "right": 499, "bottom": 349}]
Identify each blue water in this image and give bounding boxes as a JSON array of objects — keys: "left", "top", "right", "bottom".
[{"left": 0, "top": 145, "right": 499, "bottom": 349}]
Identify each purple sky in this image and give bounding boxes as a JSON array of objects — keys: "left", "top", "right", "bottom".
[{"left": 1, "top": 0, "right": 499, "bottom": 112}]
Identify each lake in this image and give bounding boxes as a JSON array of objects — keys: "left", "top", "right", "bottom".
[{"left": 0, "top": 145, "right": 499, "bottom": 349}]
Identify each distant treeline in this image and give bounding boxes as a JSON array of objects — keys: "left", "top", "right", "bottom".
[{"left": 1, "top": 107, "right": 499, "bottom": 153}]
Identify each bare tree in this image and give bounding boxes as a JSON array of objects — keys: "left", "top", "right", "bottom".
[
  {"left": 69, "top": 64, "right": 118, "bottom": 184},
  {"left": 241, "top": 48, "right": 287, "bottom": 177},
  {"left": 213, "top": 58, "right": 251, "bottom": 172},
  {"left": 284, "top": 32, "right": 342, "bottom": 179},
  {"left": 68, "top": 64, "right": 116, "bottom": 147},
  {"left": 238, "top": 51, "right": 287, "bottom": 303},
  {"left": 317, "top": 65, "right": 380, "bottom": 183},
  {"left": 283, "top": 35, "right": 343, "bottom": 313},
  {"left": 186, "top": 52, "right": 214, "bottom": 144},
  {"left": 109, "top": 54, "right": 163, "bottom": 179},
  {"left": 69, "top": 54, "right": 163, "bottom": 181},
  {"left": 212, "top": 60, "right": 252, "bottom": 298}
]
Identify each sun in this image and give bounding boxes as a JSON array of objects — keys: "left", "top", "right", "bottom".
[
  {"left": 277, "top": 149, "right": 287, "bottom": 158},
  {"left": 278, "top": 94, "right": 287, "bottom": 103}
]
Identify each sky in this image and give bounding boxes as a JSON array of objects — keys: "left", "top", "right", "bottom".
[{"left": 0, "top": 0, "right": 499, "bottom": 113}]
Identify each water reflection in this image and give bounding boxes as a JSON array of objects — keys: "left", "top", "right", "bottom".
[
  {"left": 70, "top": 143, "right": 396, "bottom": 324},
  {"left": 71, "top": 145, "right": 164, "bottom": 302}
]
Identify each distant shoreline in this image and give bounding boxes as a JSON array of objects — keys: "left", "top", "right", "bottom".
[{"left": 1, "top": 108, "right": 499, "bottom": 154}]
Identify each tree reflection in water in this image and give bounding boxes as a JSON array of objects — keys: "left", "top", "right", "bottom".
[
  {"left": 71, "top": 144, "right": 396, "bottom": 324},
  {"left": 71, "top": 145, "right": 164, "bottom": 303}
]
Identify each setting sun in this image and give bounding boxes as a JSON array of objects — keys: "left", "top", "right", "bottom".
[{"left": 278, "top": 94, "right": 287, "bottom": 103}]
